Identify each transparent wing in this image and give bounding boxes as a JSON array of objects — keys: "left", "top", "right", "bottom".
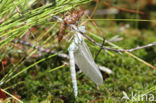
[
  {"left": 75, "top": 32, "right": 94, "bottom": 62},
  {"left": 81, "top": 40, "right": 95, "bottom": 62},
  {"left": 74, "top": 40, "right": 103, "bottom": 85}
]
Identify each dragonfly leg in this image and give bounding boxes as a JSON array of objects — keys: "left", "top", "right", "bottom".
[{"left": 77, "top": 69, "right": 82, "bottom": 74}]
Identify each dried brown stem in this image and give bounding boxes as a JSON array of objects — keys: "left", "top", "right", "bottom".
[
  {"left": 11, "top": 39, "right": 69, "bottom": 59},
  {"left": 85, "top": 34, "right": 156, "bottom": 52},
  {"left": 102, "top": 1, "right": 145, "bottom": 15}
]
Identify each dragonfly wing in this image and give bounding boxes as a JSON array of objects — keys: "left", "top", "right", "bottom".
[
  {"left": 75, "top": 33, "right": 95, "bottom": 63},
  {"left": 81, "top": 40, "right": 95, "bottom": 62},
  {"left": 74, "top": 41, "right": 103, "bottom": 85}
]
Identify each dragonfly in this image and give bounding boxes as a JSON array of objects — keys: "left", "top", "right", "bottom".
[{"left": 68, "top": 26, "right": 103, "bottom": 97}]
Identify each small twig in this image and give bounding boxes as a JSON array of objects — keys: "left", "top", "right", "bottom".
[
  {"left": 13, "top": 2, "right": 22, "bottom": 16},
  {"left": 102, "top": 1, "right": 145, "bottom": 15},
  {"left": 125, "top": 42, "right": 156, "bottom": 52},
  {"left": 90, "top": 0, "right": 99, "bottom": 18},
  {"left": 1, "top": 88, "right": 23, "bottom": 103},
  {"left": 85, "top": 34, "right": 156, "bottom": 52},
  {"left": 13, "top": 2, "right": 37, "bottom": 40},
  {"left": 0, "top": 17, "right": 6, "bottom": 24},
  {"left": 94, "top": 37, "right": 105, "bottom": 62},
  {"left": 12, "top": 39, "right": 69, "bottom": 59}
]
